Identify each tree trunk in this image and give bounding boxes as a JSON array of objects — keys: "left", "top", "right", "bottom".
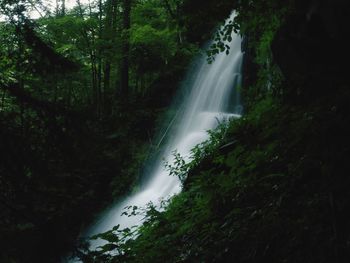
[
  {"left": 61, "top": 0, "right": 65, "bottom": 16},
  {"left": 1, "top": 89, "right": 6, "bottom": 110},
  {"left": 77, "top": 0, "right": 99, "bottom": 112},
  {"left": 103, "top": 0, "right": 113, "bottom": 95},
  {"left": 120, "top": 0, "right": 131, "bottom": 101}
]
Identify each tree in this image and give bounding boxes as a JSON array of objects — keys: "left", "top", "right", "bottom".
[{"left": 120, "top": 0, "right": 131, "bottom": 100}]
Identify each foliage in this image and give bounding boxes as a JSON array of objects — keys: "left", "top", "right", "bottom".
[
  {"left": 2, "top": 0, "right": 350, "bottom": 262},
  {"left": 165, "top": 120, "right": 231, "bottom": 184},
  {"left": 0, "top": 0, "right": 198, "bottom": 261},
  {"left": 74, "top": 1, "right": 350, "bottom": 263},
  {"left": 82, "top": 85, "right": 350, "bottom": 262},
  {"left": 205, "top": 0, "right": 291, "bottom": 101}
]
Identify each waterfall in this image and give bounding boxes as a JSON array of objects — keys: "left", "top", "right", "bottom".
[{"left": 84, "top": 12, "right": 243, "bottom": 250}]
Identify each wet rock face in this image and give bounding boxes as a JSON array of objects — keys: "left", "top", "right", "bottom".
[
  {"left": 241, "top": 34, "right": 258, "bottom": 109},
  {"left": 271, "top": 0, "right": 350, "bottom": 103}
]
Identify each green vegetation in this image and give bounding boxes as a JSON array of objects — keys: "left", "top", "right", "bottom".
[
  {"left": 0, "top": 0, "right": 198, "bottom": 261},
  {"left": 78, "top": 0, "right": 350, "bottom": 262},
  {"left": 1, "top": 0, "right": 350, "bottom": 262}
]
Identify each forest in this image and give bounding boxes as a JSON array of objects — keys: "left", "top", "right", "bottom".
[{"left": 1, "top": 0, "right": 350, "bottom": 262}]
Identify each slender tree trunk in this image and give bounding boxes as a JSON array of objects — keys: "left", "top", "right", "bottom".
[
  {"left": 1, "top": 89, "right": 6, "bottom": 110},
  {"left": 90, "top": 54, "right": 98, "bottom": 106},
  {"left": 162, "top": 0, "right": 183, "bottom": 44},
  {"left": 53, "top": 81, "right": 58, "bottom": 104},
  {"left": 77, "top": 0, "right": 99, "bottom": 112},
  {"left": 97, "top": 0, "right": 103, "bottom": 114},
  {"left": 61, "top": 0, "right": 65, "bottom": 16},
  {"left": 120, "top": 0, "right": 131, "bottom": 101},
  {"left": 55, "top": 0, "right": 59, "bottom": 16},
  {"left": 88, "top": 0, "right": 101, "bottom": 115},
  {"left": 55, "top": 0, "right": 65, "bottom": 16},
  {"left": 20, "top": 99, "right": 24, "bottom": 136},
  {"left": 103, "top": 63, "right": 111, "bottom": 90},
  {"left": 103, "top": 0, "right": 113, "bottom": 97}
]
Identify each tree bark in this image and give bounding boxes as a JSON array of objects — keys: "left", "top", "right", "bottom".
[
  {"left": 77, "top": 0, "right": 99, "bottom": 110},
  {"left": 120, "top": 0, "right": 131, "bottom": 101},
  {"left": 103, "top": 0, "right": 113, "bottom": 95},
  {"left": 61, "top": 0, "right": 65, "bottom": 16}
]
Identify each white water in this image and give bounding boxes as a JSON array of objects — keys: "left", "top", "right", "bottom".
[{"left": 84, "top": 13, "right": 243, "bottom": 250}]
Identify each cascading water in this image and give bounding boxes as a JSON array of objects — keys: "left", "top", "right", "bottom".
[{"left": 84, "top": 12, "right": 243, "bottom": 250}]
